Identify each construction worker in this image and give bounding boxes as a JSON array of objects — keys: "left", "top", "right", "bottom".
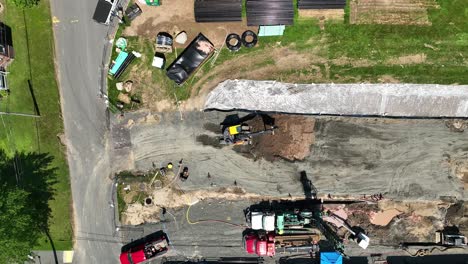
[{"left": 167, "top": 162, "right": 173, "bottom": 170}]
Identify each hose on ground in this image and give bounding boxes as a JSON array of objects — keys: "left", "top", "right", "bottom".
[
  {"left": 186, "top": 202, "right": 246, "bottom": 228},
  {"left": 403, "top": 246, "right": 457, "bottom": 257}
]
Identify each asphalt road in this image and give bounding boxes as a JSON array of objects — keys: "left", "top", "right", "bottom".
[{"left": 50, "top": 0, "right": 120, "bottom": 263}]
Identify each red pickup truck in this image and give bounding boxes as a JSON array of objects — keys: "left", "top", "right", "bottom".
[{"left": 120, "top": 231, "right": 169, "bottom": 264}]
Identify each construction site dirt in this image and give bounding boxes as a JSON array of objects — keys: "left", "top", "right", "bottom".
[
  {"left": 111, "top": 110, "right": 468, "bottom": 259},
  {"left": 111, "top": 111, "right": 467, "bottom": 200}
]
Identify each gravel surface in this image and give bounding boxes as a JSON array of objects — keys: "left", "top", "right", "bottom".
[{"left": 111, "top": 111, "right": 467, "bottom": 200}]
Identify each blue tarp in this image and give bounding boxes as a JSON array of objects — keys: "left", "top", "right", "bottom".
[
  {"left": 320, "top": 252, "right": 343, "bottom": 264},
  {"left": 110, "top": 51, "right": 129, "bottom": 75}
]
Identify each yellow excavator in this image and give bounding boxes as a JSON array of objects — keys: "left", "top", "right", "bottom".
[{"left": 221, "top": 124, "right": 277, "bottom": 145}]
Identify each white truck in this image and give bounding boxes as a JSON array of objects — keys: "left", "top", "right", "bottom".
[{"left": 251, "top": 212, "right": 275, "bottom": 232}]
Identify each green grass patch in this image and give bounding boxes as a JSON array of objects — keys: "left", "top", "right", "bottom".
[
  {"left": 325, "top": 0, "right": 468, "bottom": 62},
  {"left": 329, "top": 64, "right": 468, "bottom": 84},
  {"left": 0, "top": 0, "right": 72, "bottom": 250}
]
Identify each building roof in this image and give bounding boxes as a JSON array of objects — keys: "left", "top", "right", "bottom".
[{"left": 0, "top": 22, "right": 13, "bottom": 59}]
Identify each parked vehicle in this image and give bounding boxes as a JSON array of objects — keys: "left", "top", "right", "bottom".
[
  {"left": 244, "top": 230, "right": 320, "bottom": 257},
  {"left": 92, "top": 0, "right": 118, "bottom": 25},
  {"left": 244, "top": 231, "right": 275, "bottom": 257},
  {"left": 251, "top": 211, "right": 275, "bottom": 231},
  {"left": 120, "top": 231, "right": 169, "bottom": 264}
]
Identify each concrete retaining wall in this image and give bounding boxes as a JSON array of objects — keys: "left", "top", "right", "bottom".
[{"left": 204, "top": 80, "right": 468, "bottom": 118}]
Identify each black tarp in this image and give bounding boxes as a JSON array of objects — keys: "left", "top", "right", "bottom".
[
  {"left": 246, "top": 0, "right": 294, "bottom": 26},
  {"left": 93, "top": 0, "right": 113, "bottom": 24},
  {"left": 166, "top": 33, "right": 214, "bottom": 85},
  {"left": 298, "top": 0, "right": 346, "bottom": 9},
  {"left": 194, "top": 0, "right": 242, "bottom": 22}
]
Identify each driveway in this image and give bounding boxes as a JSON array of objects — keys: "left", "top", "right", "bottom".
[{"left": 50, "top": 0, "right": 120, "bottom": 263}]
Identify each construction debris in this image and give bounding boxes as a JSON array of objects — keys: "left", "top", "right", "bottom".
[
  {"left": 118, "top": 93, "right": 131, "bottom": 104},
  {"left": 116, "top": 82, "right": 124, "bottom": 91},
  {"left": 175, "top": 31, "right": 188, "bottom": 44}
]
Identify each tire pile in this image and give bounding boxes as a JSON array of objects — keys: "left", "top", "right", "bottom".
[{"left": 226, "top": 30, "right": 258, "bottom": 52}]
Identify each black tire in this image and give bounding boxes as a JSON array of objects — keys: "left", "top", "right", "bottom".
[
  {"left": 225, "top": 33, "right": 242, "bottom": 52},
  {"left": 241, "top": 30, "right": 258, "bottom": 48}
]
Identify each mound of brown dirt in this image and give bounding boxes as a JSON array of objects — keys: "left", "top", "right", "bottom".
[{"left": 250, "top": 115, "right": 315, "bottom": 161}]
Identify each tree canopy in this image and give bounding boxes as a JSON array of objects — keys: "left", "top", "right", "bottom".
[{"left": 0, "top": 150, "right": 57, "bottom": 263}]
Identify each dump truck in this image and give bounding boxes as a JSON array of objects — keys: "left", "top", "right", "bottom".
[{"left": 244, "top": 231, "right": 320, "bottom": 257}]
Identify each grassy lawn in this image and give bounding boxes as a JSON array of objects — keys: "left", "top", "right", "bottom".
[{"left": 0, "top": 0, "right": 72, "bottom": 250}]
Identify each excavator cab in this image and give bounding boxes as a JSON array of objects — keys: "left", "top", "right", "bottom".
[{"left": 222, "top": 124, "right": 252, "bottom": 145}]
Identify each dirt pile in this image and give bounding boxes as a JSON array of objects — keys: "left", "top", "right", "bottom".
[
  {"left": 249, "top": 115, "right": 315, "bottom": 161},
  {"left": 343, "top": 200, "right": 456, "bottom": 244}
]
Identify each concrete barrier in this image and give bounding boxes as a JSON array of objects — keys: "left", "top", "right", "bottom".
[{"left": 204, "top": 80, "right": 468, "bottom": 118}]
